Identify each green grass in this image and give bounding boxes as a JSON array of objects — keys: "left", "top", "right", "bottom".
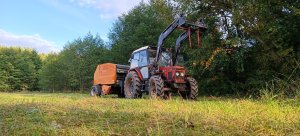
[{"left": 0, "top": 92, "right": 300, "bottom": 135}]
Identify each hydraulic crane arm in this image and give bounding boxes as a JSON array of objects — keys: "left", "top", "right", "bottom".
[
  {"left": 154, "top": 14, "right": 186, "bottom": 64},
  {"left": 173, "top": 21, "right": 207, "bottom": 65},
  {"left": 154, "top": 14, "right": 207, "bottom": 68},
  {"left": 173, "top": 31, "right": 189, "bottom": 65}
]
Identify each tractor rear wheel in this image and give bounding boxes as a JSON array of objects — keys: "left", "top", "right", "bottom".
[
  {"left": 181, "top": 77, "right": 198, "bottom": 100},
  {"left": 90, "top": 85, "right": 101, "bottom": 97},
  {"left": 124, "top": 71, "right": 142, "bottom": 98},
  {"left": 149, "top": 75, "right": 169, "bottom": 99}
]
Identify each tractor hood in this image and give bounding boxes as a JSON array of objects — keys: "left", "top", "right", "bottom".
[{"left": 160, "top": 66, "right": 187, "bottom": 83}]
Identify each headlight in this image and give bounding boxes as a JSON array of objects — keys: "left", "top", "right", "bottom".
[
  {"left": 180, "top": 73, "right": 184, "bottom": 76},
  {"left": 176, "top": 72, "right": 180, "bottom": 76}
]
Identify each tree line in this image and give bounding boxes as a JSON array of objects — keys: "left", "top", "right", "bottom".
[
  {"left": 1, "top": 0, "right": 299, "bottom": 96},
  {"left": 0, "top": 47, "right": 41, "bottom": 91}
]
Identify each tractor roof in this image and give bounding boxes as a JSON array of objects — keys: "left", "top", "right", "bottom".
[
  {"left": 132, "top": 46, "right": 167, "bottom": 54},
  {"left": 132, "top": 46, "right": 149, "bottom": 53}
]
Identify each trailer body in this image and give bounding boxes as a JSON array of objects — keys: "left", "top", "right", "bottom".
[{"left": 91, "top": 63, "right": 129, "bottom": 96}]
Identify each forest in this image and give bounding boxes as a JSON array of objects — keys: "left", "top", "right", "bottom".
[{"left": 0, "top": 0, "right": 299, "bottom": 97}]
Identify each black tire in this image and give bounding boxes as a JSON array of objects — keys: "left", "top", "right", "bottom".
[
  {"left": 124, "top": 71, "right": 142, "bottom": 98},
  {"left": 183, "top": 77, "right": 199, "bottom": 100},
  {"left": 149, "top": 75, "right": 169, "bottom": 99},
  {"left": 90, "top": 85, "right": 101, "bottom": 97}
]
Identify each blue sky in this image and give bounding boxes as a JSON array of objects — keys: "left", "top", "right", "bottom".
[{"left": 0, "top": 0, "right": 142, "bottom": 53}]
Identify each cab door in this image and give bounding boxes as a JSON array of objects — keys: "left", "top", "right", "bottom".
[
  {"left": 130, "top": 52, "right": 139, "bottom": 69},
  {"left": 138, "top": 50, "right": 149, "bottom": 80}
]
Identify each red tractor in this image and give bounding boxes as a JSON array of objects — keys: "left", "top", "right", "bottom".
[{"left": 123, "top": 14, "right": 207, "bottom": 99}]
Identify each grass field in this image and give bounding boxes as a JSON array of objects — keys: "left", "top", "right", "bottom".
[{"left": 0, "top": 92, "right": 300, "bottom": 135}]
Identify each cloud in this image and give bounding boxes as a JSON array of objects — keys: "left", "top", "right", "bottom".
[
  {"left": 0, "top": 29, "right": 59, "bottom": 53},
  {"left": 69, "top": 0, "right": 143, "bottom": 19}
]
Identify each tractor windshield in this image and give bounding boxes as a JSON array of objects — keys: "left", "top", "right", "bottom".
[
  {"left": 175, "top": 55, "right": 185, "bottom": 66},
  {"left": 148, "top": 49, "right": 171, "bottom": 67},
  {"left": 158, "top": 52, "right": 171, "bottom": 67}
]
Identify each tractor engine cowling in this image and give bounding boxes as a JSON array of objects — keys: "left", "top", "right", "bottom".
[{"left": 160, "top": 66, "right": 186, "bottom": 83}]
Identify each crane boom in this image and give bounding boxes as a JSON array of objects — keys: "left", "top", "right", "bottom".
[
  {"left": 154, "top": 14, "right": 207, "bottom": 69},
  {"left": 155, "top": 14, "right": 186, "bottom": 64}
]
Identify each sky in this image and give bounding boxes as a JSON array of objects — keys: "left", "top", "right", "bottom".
[{"left": 0, "top": 0, "right": 142, "bottom": 53}]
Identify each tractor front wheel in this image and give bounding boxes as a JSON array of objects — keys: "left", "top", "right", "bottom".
[
  {"left": 149, "top": 75, "right": 169, "bottom": 99},
  {"left": 124, "top": 71, "right": 142, "bottom": 98},
  {"left": 187, "top": 77, "right": 199, "bottom": 100},
  {"left": 181, "top": 77, "right": 198, "bottom": 100}
]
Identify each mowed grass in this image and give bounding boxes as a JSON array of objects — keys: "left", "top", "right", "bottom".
[{"left": 0, "top": 92, "right": 300, "bottom": 136}]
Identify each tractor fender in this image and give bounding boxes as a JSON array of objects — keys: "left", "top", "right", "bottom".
[{"left": 128, "top": 68, "right": 143, "bottom": 80}]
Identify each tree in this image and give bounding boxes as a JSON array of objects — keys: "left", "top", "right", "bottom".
[
  {"left": 0, "top": 46, "right": 42, "bottom": 91},
  {"left": 173, "top": 0, "right": 300, "bottom": 95},
  {"left": 39, "top": 33, "right": 109, "bottom": 91},
  {"left": 108, "top": 0, "right": 175, "bottom": 64}
]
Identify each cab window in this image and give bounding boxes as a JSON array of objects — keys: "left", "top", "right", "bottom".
[
  {"left": 139, "top": 50, "right": 148, "bottom": 67},
  {"left": 133, "top": 52, "right": 139, "bottom": 60}
]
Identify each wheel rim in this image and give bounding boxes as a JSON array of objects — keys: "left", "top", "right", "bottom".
[
  {"left": 125, "top": 78, "right": 134, "bottom": 97},
  {"left": 130, "top": 81, "right": 134, "bottom": 95}
]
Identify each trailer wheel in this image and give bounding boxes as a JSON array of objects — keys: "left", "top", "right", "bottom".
[
  {"left": 124, "top": 71, "right": 142, "bottom": 98},
  {"left": 149, "top": 75, "right": 169, "bottom": 99},
  {"left": 90, "top": 85, "right": 101, "bottom": 97},
  {"left": 182, "top": 77, "right": 198, "bottom": 100}
]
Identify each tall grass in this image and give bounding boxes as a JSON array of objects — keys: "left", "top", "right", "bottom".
[
  {"left": 259, "top": 75, "right": 300, "bottom": 101},
  {"left": 259, "top": 62, "right": 299, "bottom": 101},
  {"left": 0, "top": 92, "right": 299, "bottom": 135}
]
